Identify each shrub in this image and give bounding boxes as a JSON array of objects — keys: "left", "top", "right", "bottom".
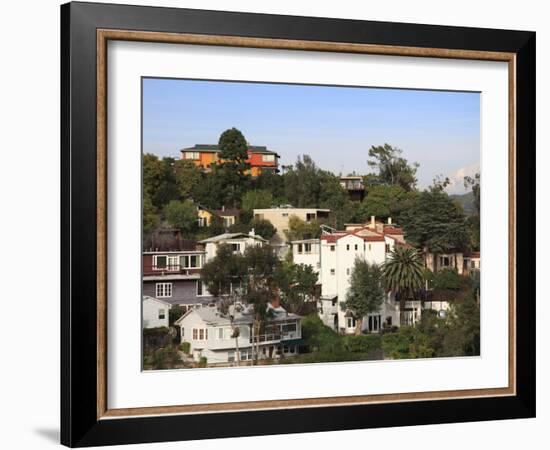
[
  {"left": 198, "top": 356, "right": 208, "bottom": 368},
  {"left": 179, "top": 341, "right": 191, "bottom": 354},
  {"left": 342, "top": 334, "right": 382, "bottom": 354}
]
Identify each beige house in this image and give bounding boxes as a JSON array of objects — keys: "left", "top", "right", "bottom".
[{"left": 253, "top": 206, "right": 330, "bottom": 244}]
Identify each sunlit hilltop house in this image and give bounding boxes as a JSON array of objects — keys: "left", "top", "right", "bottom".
[{"left": 180, "top": 144, "right": 279, "bottom": 176}]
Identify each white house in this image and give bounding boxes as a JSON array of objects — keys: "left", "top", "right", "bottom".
[
  {"left": 199, "top": 230, "right": 267, "bottom": 262},
  {"left": 174, "top": 303, "right": 302, "bottom": 365},
  {"left": 291, "top": 217, "right": 411, "bottom": 334},
  {"left": 142, "top": 295, "right": 172, "bottom": 329}
]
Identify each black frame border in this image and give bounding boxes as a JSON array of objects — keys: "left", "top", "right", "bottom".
[{"left": 61, "top": 2, "right": 535, "bottom": 447}]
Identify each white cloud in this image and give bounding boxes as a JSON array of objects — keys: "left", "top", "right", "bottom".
[{"left": 444, "top": 162, "right": 480, "bottom": 195}]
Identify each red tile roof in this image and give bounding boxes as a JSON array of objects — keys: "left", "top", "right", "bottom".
[{"left": 384, "top": 226, "right": 404, "bottom": 235}]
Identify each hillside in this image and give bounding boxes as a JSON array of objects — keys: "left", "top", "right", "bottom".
[{"left": 450, "top": 191, "right": 476, "bottom": 215}]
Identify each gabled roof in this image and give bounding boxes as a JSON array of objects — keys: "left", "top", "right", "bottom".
[
  {"left": 142, "top": 295, "right": 173, "bottom": 307},
  {"left": 320, "top": 224, "right": 406, "bottom": 244},
  {"left": 181, "top": 144, "right": 280, "bottom": 157},
  {"left": 197, "top": 204, "right": 240, "bottom": 218},
  {"left": 199, "top": 232, "right": 268, "bottom": 244},
  {"left": 175, "top": 303, "right": 300, "bottom": 326}
]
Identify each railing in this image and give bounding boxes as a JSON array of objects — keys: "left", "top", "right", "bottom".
[
  {"left": 250, "top": 332, "right": 298, "bottom": 343},
  {"left": 143, "top": 264, "right": 202, "bottom": 276}
]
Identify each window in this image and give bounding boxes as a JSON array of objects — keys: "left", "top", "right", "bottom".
[
  {"left": 306, "top": 213, "right": 316, "bottom": 222},
  {"left": 385, "top": 243, "right": 391, "bottom": 253},
  {"left": 180, "top": 254, "right": 202, "bottom": 269},
  {"left": 262, "top": 154, "right": 275, "bottom": 162},
  {"left": 283, "top": 345, "right": 289, "bottom": 353},
  {"left": 355, "top": 244, "right": 358, "bottom": 250},
  {"left": 199, "top": 329, "right": 204, "bottom": 340},
  {"left": 230, "top": 243, "right": 241, "bottom": 253},
  {"left": 184, "top": 151, "right": 199, "bottom": 160},
  {"left": 155, "top": 283, "right": 172, "bottom": 298},
  {"left": 282, "top": 212, "right": 289, "bottom": 217},
  {"left": 290, "top": 345, "right": 296, "bottom": 354},
  {"left": 158, "top": 309, "right": 165, "bottom": 320},
  {"left": 471, "top": 260, "right": 476, "bottom": 269},
  {"left": 297, "top": 243, "right": 303, "bottom": 253},
  {"left": 330, "top": 269, "right": 335, "bottom": 275},
  {"left": 304, "top": 243, "right": 312, "bottom": 253},
  {"left": 153, "top": 255, "right": 167, "bottom": 269},
  {"left": 368, "top": 244, "right": 372, "bottom": 251},
  {"left": 346, "top": 244, "right": 350, "bottom": 250},
  {"left": 228, "top": 351, "right": 235, "bottom": 362},
  {"left": 346, "top": 268, "right": 350, "bottom": 275},
  {"left": 347, "top": 317, "right": 356, "bottom": 328},
  {"left": 255, "top": 213, "right": 264, "bottom": 220},
  {"left": 282, "top": 323, "right": 297, "bottom": 333},
  {"left": 440, "top": 256, "right": 451, "bottom": 267},
  {"left": 222, "top": 217, "right": 233, "bottom": 227},
  {"left": 218, "top": 328, "right": 224, "bottom": 340},
  {"left": 193, "top": 329, "right": 198, "bottom": 340},
  {"left": 330, "top": 245, "right": 335, "bottom": 252}
]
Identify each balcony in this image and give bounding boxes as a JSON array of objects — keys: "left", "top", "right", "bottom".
[
  {"left": 142, "top": 264, "right": 202, "bottom": 277},
  {"left": 250, "top": 331, "right": 299, "bottom": 344}
]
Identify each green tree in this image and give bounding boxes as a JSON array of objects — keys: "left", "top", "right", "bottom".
[
  {"left": 200, "top": 244, "right": 247, "bottom": 297},
  {"left": 357, "top": 184, "right": 416, "bottom": 222},
  {"left": 249, "top": 218, "right": 276, "bottom": 240},
  {"left": 382, "top": 246, "right": 424, "bottom": 325},
  {"left": 284, "top": 215, "right": 322, "bottom": 241},
  {"left": 282, "top": 155, "right": 331, "bottom": 207},
  {"left": 367, "top": 144, "right": 419, "bottom": 191},
  {"left": 342, "top": 259, "right": 385, "bottom": 335},
  {"left": 214, "top": 128, "right": 252, "bottom": 208},
  {"left": 218, "top": 127, "right": 250, "bottom": 165},
  {"left": 318, "top": 174, "right": 356, "bottom": 228},
  {"left": 174, "top": 159, "right": 202, "bottom": 199},
  {"left": 241, "top": 245, "right": 281, "bottom": 363},
  {"left": 143, "top": 193, "right": 160, "bottom": 234},
  {"left": 143, "top": 154, "right": 179, "bottom": 208},
  {"left": 241, "top": 189, "right": 273, "bottom": 211},
  {"left": 163, "top": 199, "right": 197, "bottom": 234},
  {"left": 276, "top": 261, "right": 319, "bottom": 314},
  {"left": 464, "top": 172, "right": 481, "bottom": 251},
  {"left": 399, "top": 189, "right": 469, "bottom": 253}
]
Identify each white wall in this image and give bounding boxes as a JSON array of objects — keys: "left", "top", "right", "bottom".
[
  {"left": 0, "top": 1, "right": 547, "bottom": 450},
  {"left": 142, "top": 297, "right": 171, "bottom": 328}
]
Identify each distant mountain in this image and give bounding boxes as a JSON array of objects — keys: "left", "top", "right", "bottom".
[{"left": 450, "top": 191, "right": 476, "bottom": 215}]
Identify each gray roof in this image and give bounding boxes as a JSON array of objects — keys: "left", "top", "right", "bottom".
[
  {"left": 175, "top": 303, "right": 301, "bottom": 326},
  {"left": 199, "top": 232, "right": 267, "bottom": 244}
]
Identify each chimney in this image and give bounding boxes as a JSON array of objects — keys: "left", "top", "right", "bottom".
[
  {"left": 222, "top": 205, "right": 225, "bottom": 211},
  {"left": 370, "top": 215, "right": 375, "bottom": 229},
  {"left": 249, "top": 228, "right": 255, "bottom": 237},
  {"left": 387, "top": 217, "right": 392, "bottom": 225}
]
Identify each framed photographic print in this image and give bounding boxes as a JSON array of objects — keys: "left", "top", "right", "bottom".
[{"left": 60, "top": 1, "right": 536, "bottom": 447}]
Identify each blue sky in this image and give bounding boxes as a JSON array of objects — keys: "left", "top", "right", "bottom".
[{"left": 143, "top": 78, "right": 480, "bottom": 194}]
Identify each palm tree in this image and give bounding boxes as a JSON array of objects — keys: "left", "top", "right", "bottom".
[{"left": 382, "top": 246, "right": 424, "bottom": 325}]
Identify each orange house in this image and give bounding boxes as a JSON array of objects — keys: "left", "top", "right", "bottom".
[{"left": 180, "top": 144, "right": 279, "bottom": 176}]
